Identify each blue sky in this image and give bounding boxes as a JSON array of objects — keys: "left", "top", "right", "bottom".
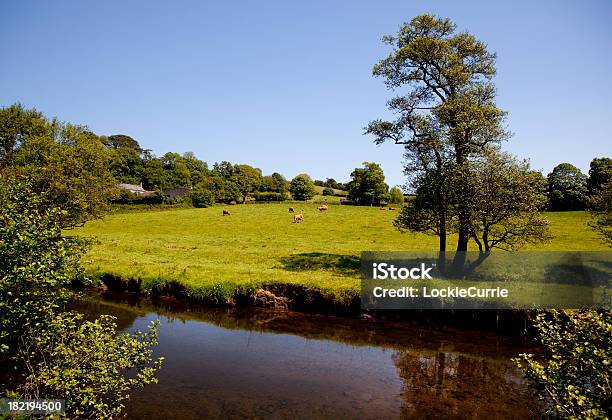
[{"left": 1, "top": 0, "right": 611, "bottom": 187}]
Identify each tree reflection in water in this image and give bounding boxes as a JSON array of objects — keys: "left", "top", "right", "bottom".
[{"left": 393, "top": 349, "right": 540, "bottom": 418}]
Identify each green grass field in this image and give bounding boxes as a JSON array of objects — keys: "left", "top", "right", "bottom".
[{"left": 70, "top": 204, "right": 609, "bottom": 303}]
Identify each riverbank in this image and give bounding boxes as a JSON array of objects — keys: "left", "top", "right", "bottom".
[{"left": 84, "top": 282, "right": 537, "bottom": 336}]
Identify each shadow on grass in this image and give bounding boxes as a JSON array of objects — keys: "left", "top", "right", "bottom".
[
  {"left": 543, "top": 253, "right": 612, "bottom": 286},
  {"left": 279, "top": 252, "right": 361, "bottom": 276}
]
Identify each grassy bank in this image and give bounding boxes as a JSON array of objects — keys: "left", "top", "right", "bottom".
[{"left": 70, "top": 204, "right": 608, "bottom": 305}]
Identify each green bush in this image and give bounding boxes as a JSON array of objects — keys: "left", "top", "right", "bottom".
[
  {"left": 322, "top": 187, "right": 335, "bottom": 196},
  {"left": 514, "top": 310, "right": 611, "bottom": 419},
  {"left": 0, "top": 177, "right": 163, "bottom": 419},
  {"left": 0, "top": 178, "right": 84, "bottom": 354},
  {"left": 253, "top": 191, "right": 287, "bottom": 201},
  {"left": 191, "top": 188, "right": 215, "bottom": 208},
  {"left": 116, "top": 190, "right": 164, "bottom": 205},
  {"left": 18, "top": 312, "right": 163, "bottom": 419}
]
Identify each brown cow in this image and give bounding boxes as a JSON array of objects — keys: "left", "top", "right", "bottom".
[
  {"left": 317, "top": 204, "right": 328, "bottom": 212},
  {"left": 293, "top": 213, "right": 304, "bottom": 223},
  {"left": 223, "top": 209, "right": 231, "bottom": 216},
  {"left": 388, "top": 207, "right": 397, "bottom": 211},
  {"left": 288, "top": 207, "right": 294, "bottom": 213}
]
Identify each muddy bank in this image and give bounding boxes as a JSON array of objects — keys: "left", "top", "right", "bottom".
[{"left": 89, "top": 273, "right": 538, "bottom": 337}]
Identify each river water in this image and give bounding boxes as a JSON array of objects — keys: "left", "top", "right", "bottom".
[{"left": 74, "top": 292, "right": 540, "bottom": 419}]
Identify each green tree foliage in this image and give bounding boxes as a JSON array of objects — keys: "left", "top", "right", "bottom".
[
  {"left": 191, "top": 184, "right": 215, "bottom": 208},
  {"left": 102, "top": 134, "right": 144, "bottom": 185},
  {"left": 296, "top": 173, "right": 313, "bottom": 182},
  {"left": 290, "top": 175, "right": 316, "bottom": 201},
  {"left": 0, "top": 104, "right": 117, "bottom": 227},
  {"left": 389, "top": 187, "right": 404, "bottom": 205},
  {"left": 0, "top": 178, "right": 162, "bottom": 418},
  {"left": 514, "top": 310, "right": 611, "bottom": 419},
  {"left": 141, "top": 150, "right": 167, "bottom": 190},
  {"left": 161, "top": 152, "right": 193, "bottom": 189},
  {"left": 394, "top": 165, "right": 455, "bottom": 251},
  {"left": 325, "top": 178, "right": 342, "bottom": 190},
  {"left": 0, "top": 104, "right": 48, "bottom": 163},
  {"left": 587, "top": 157, "right": 612, "bottom": 195},
  {"left": 366, "top": 15, "right": 508, "bottom": 252},
  {"left": 102, "top": 134, "right": 142, "bottom": 151},
  {"left": 201, "top": 172, "right": 243, "bottom": 204},
  {"left": 253, "top": 191, "right": 287, "bottom": 201},
  {"left": 322, "top": 187, "right": 335, "bottom": 196},
  {"left": 588, "top": 180, "right": 612, "bottom": 245},
  {"left": 232, "top": 164, "right": 262, "bottom": 203},
  {"left": 547, "top": 163, "right": 588, "bottom": 211},
  {"left": 257, "top": 172, "right": 289, "bottom": 194},
  {"left": 18, "top": 313, "right": 163, "bottom": 419},
  {"left": 0, "top": 178, "right": 84, "bottom": 353},
  {"left": 347, "top": 162, "right": 389, "bottom": 206},
  {"left": 212, "top": 161, "right": 235, "bottom": 179},
  {"left": 464, "top": 149, "right": 550, "bottom": 251}
]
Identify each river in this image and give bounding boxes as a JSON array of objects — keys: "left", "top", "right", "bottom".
[{"left": 73, "top": 292, "right": 540, "bottom": 419}]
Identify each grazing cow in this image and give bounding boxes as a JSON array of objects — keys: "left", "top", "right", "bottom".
[
  {"left": 293, "top": 213, "right": 304, "bottom": 223},
  {"left": 288, "top": 207, "right": 294, "bottom": 213},
  {"left": 223, "top": 209, "right": 231, "bottom": 216},
  {"left": 388, "top": 207, "right": 397, "bottom": 211},
  {"left": 317, "top": 204, "right": 328, "bottom": 212}
]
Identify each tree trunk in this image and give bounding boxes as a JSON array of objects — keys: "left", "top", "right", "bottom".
[{"left": 452, "top": 141, "right": 470, "bottom": 275}]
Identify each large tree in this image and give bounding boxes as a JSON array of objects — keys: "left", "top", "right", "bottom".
[
  {"left": 366, "top": 15, "right": 508, "bottom": 253},
  {"left": 587, "top": 157, "right": 612, "bottom": 196},
  {"left": 290, "top": 174, "right": 316, "bottom": 201},
  {"left": 232, "top": 164, "right": 262, "bottom": 203},
  {"left": 0, "top": 105, "right": 117, "bottom": 227},
  {"left": 546, "top": 163, "right": 588, "bottom": 211},
  {"left": 0, "top": 104, "right": 48, "bottom": 164},
  {"left": 347, "top": 162, "right": 389, "bottom": 206},
  {"left": 102, "top": 134, "right": 144, "bottom": 185}
]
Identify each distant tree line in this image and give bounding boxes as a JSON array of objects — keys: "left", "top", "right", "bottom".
[{"left": 0, "top": 104, "right": 359, "bottom": 212}]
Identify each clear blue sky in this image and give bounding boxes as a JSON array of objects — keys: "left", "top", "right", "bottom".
[{"left": 1, "top": 0, "right": 611, "bottom": 187}]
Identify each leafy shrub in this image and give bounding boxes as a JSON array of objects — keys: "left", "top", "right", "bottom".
[
  {"left": 322, "top": 187, "right": 335, "bottom": 196},
  {"left": 18, "top": 312, "right": 163, "bottom": 419},
  {"left": 116, "top": 190, "right": 164, "bottom": 205},
  {"left": 253, "top": 191, "right": 287, "bottom": 201},
  {"left": 514, "top": 310, "right": 611, "bottom": 419},
  {"left": 191, "top": 188, "right": 215, "bottom": 207},
  {"left": 0, "top": 177, "right": 163, "bottom": 419},
  {"left": 162, "top": 193, "right": 191, "bottom": 206},
  {"left": 0, "top": 178, "right": 85, "bottom": 354}
]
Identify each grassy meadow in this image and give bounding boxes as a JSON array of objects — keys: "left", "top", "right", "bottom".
[{"left": 70, "top": 204, "right": 609, "bottom": 303}]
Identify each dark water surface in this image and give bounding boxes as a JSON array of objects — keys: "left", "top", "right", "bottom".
[{"left": 74, "top": 293, "right": 540, "bottom": 419}]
